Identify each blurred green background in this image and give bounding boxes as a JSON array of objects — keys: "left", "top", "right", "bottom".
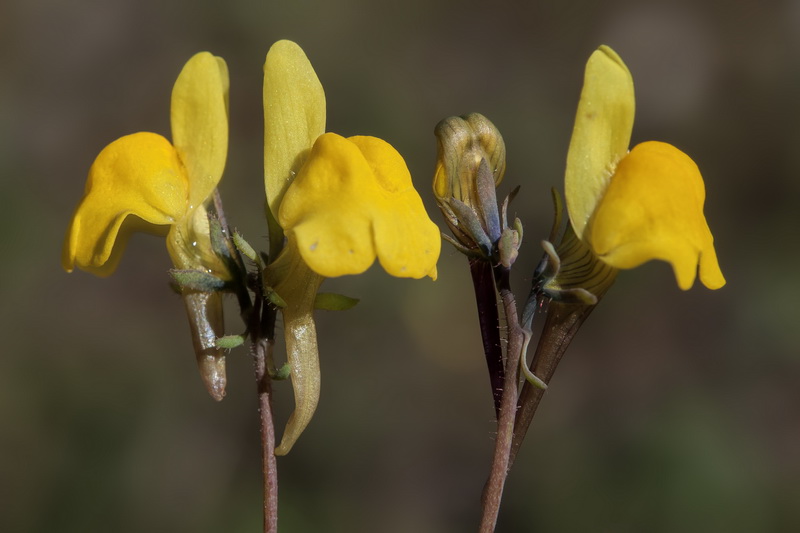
[{"left": 3, "top": 0, "right": 799, "bottom": 531}]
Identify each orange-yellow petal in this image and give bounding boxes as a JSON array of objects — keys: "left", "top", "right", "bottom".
[
  {"left": 278, "top": 133, "right": 440, "bottom": 279},
  {"left": 587, "top": 141, "right": 725, "bottom": 290},
  {"left": 62, "top": 132, "right": 188, "bottom": 276}
]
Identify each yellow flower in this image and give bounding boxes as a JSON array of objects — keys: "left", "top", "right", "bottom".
[
  {"left": 62, "top": 52, "right": 232, "bottom": 400},
  {"left": 263, "top": 40, "right": 440, "bottom": 454},
  {"left": 564, "top": 45, "right": 725, "bottom": 291}
]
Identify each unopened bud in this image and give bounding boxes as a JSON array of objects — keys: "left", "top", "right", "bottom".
[
  {"left": 433, "top": 113, "right": 506, "bottom": 206},
  {"left": 433, "top": 113, "right": 515, "bottom": 261}
]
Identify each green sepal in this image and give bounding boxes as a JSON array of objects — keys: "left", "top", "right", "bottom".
[
  {"left": 442, "top": 233, "right": 484, "bottom": 258},
  {"left": 170, "top": 269, "right": 227, "bottom": 292},
  {"left": 447, "top": 197, "right": 493, "bottom": 256},
  {"left": 500, "top": 186, "right": 520, "bottom": 232},
  {"left": 537, "top": 240, "right": 561, "bottom": 280},
  {"left": 519, "top": 328, "right": 548, "bottom": 390},
  {"left": 497, "top": 226, "right": 520, "bottom": 268},
  {"left": 216, "top": 334, "right": 247, "bottom": 350},
  {"left": 314, "top": 292, "right": 360, "bottom": 311},
  {"left": 266, "top": 289, "right": 287, "bottom": 308},
  {"left": 543, "top": 287, "right": 598, "bottom": 305},
  {"left": 208, "top": 216, "right": 233, "bottom": 263},
  {"left": 475, "top": 159, "right": 501, "bottom": 241},
  {"left": 271, "top": 362, "right": 291, "bottom": 381}
]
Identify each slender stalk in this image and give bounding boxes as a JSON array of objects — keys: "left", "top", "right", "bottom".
[
  {"left": 212, "top": 189, "right": 279, "bottom": 531},
  {"left": 509, "top": 301, "right": 596, "bottom": 467},
  {"left": 253, "top": 333, "right": 278, "bottom": 533},
  {"left": 479, "top": 267, "right": 523, "bottom": 532},
  {"left": 249, "top": 280, "right": 280, "bottom": 533},
  {"left": 469, "top": 258, "right": 504, "bottom": 417}
]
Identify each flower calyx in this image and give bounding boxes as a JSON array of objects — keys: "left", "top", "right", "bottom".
[{"left": 522, "top": 189, "right": 617, "bottom": 328}]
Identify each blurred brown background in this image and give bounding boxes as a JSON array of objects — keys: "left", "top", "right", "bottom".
[{"left": 3, "top": 0, "right": 799, "bottom": 531}]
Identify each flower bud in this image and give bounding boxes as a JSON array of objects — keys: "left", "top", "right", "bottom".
[
  {"left": 433, "top": 113, "right": 506, "bottom": 207},
  {"left": 433, "top": 114, "right": 518, "bottom": 264}
]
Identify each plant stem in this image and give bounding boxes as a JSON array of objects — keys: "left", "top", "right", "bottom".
[
  {"left": 212, "top": 189, "right": 279, "bottom": 532},
  {"left": 479, "top": 267, "right": 523, "bottom": 532},
  {"left": 248, "top": 279, "right": 280, "bottom": 533},
  {"left": 469, "top": 258, "right": 504, "bottom": 417},
  {"left": 509, "top": 301, "right": 595, "bottom": 467},
  {"left": 253, "top": 333, "right": 278, "bottom": 533}
]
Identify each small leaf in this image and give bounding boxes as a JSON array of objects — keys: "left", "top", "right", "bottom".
[
  {"left": 314, "top": 292, "right": 359, "bottom": 311},
  {"left": 216, "top": 334, "right": 246, "bottom": 350},
  {"left": 170, "top": 269, "right": 227, "bottom": 291}
]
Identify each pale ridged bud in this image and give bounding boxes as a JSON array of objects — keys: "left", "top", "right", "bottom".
[
  {"left": 433, "top": 113, "right": 520, "bottom": 267},
  {"left": 433, "top": 113, "right": 506, "bottom": 207}
]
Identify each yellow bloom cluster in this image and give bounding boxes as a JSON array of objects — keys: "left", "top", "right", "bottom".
[{"left": 62, "top": 41, "right": 441, "bottom": 454}]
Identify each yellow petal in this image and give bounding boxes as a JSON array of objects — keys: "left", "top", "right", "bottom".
[
  {"left": 263, "top": 40, "right": 326, "bottom": 222},
  {"left": 565, "top": 45, "right": 635, "bottom": 239},
  {"left": 278, "top": 133, "right": 440, "bottom": 279},
  {"left": 348, "top": 136, "right": 441, "bottom": 280},
  {"left": 62, "top": 132, "right": 188, "bottom": 276},
  {"left": 587, "top": 141, "right": 726, "bottom": 290},
  {"left": 171, "top": 52, "right": 229, "bottom": 208}
]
